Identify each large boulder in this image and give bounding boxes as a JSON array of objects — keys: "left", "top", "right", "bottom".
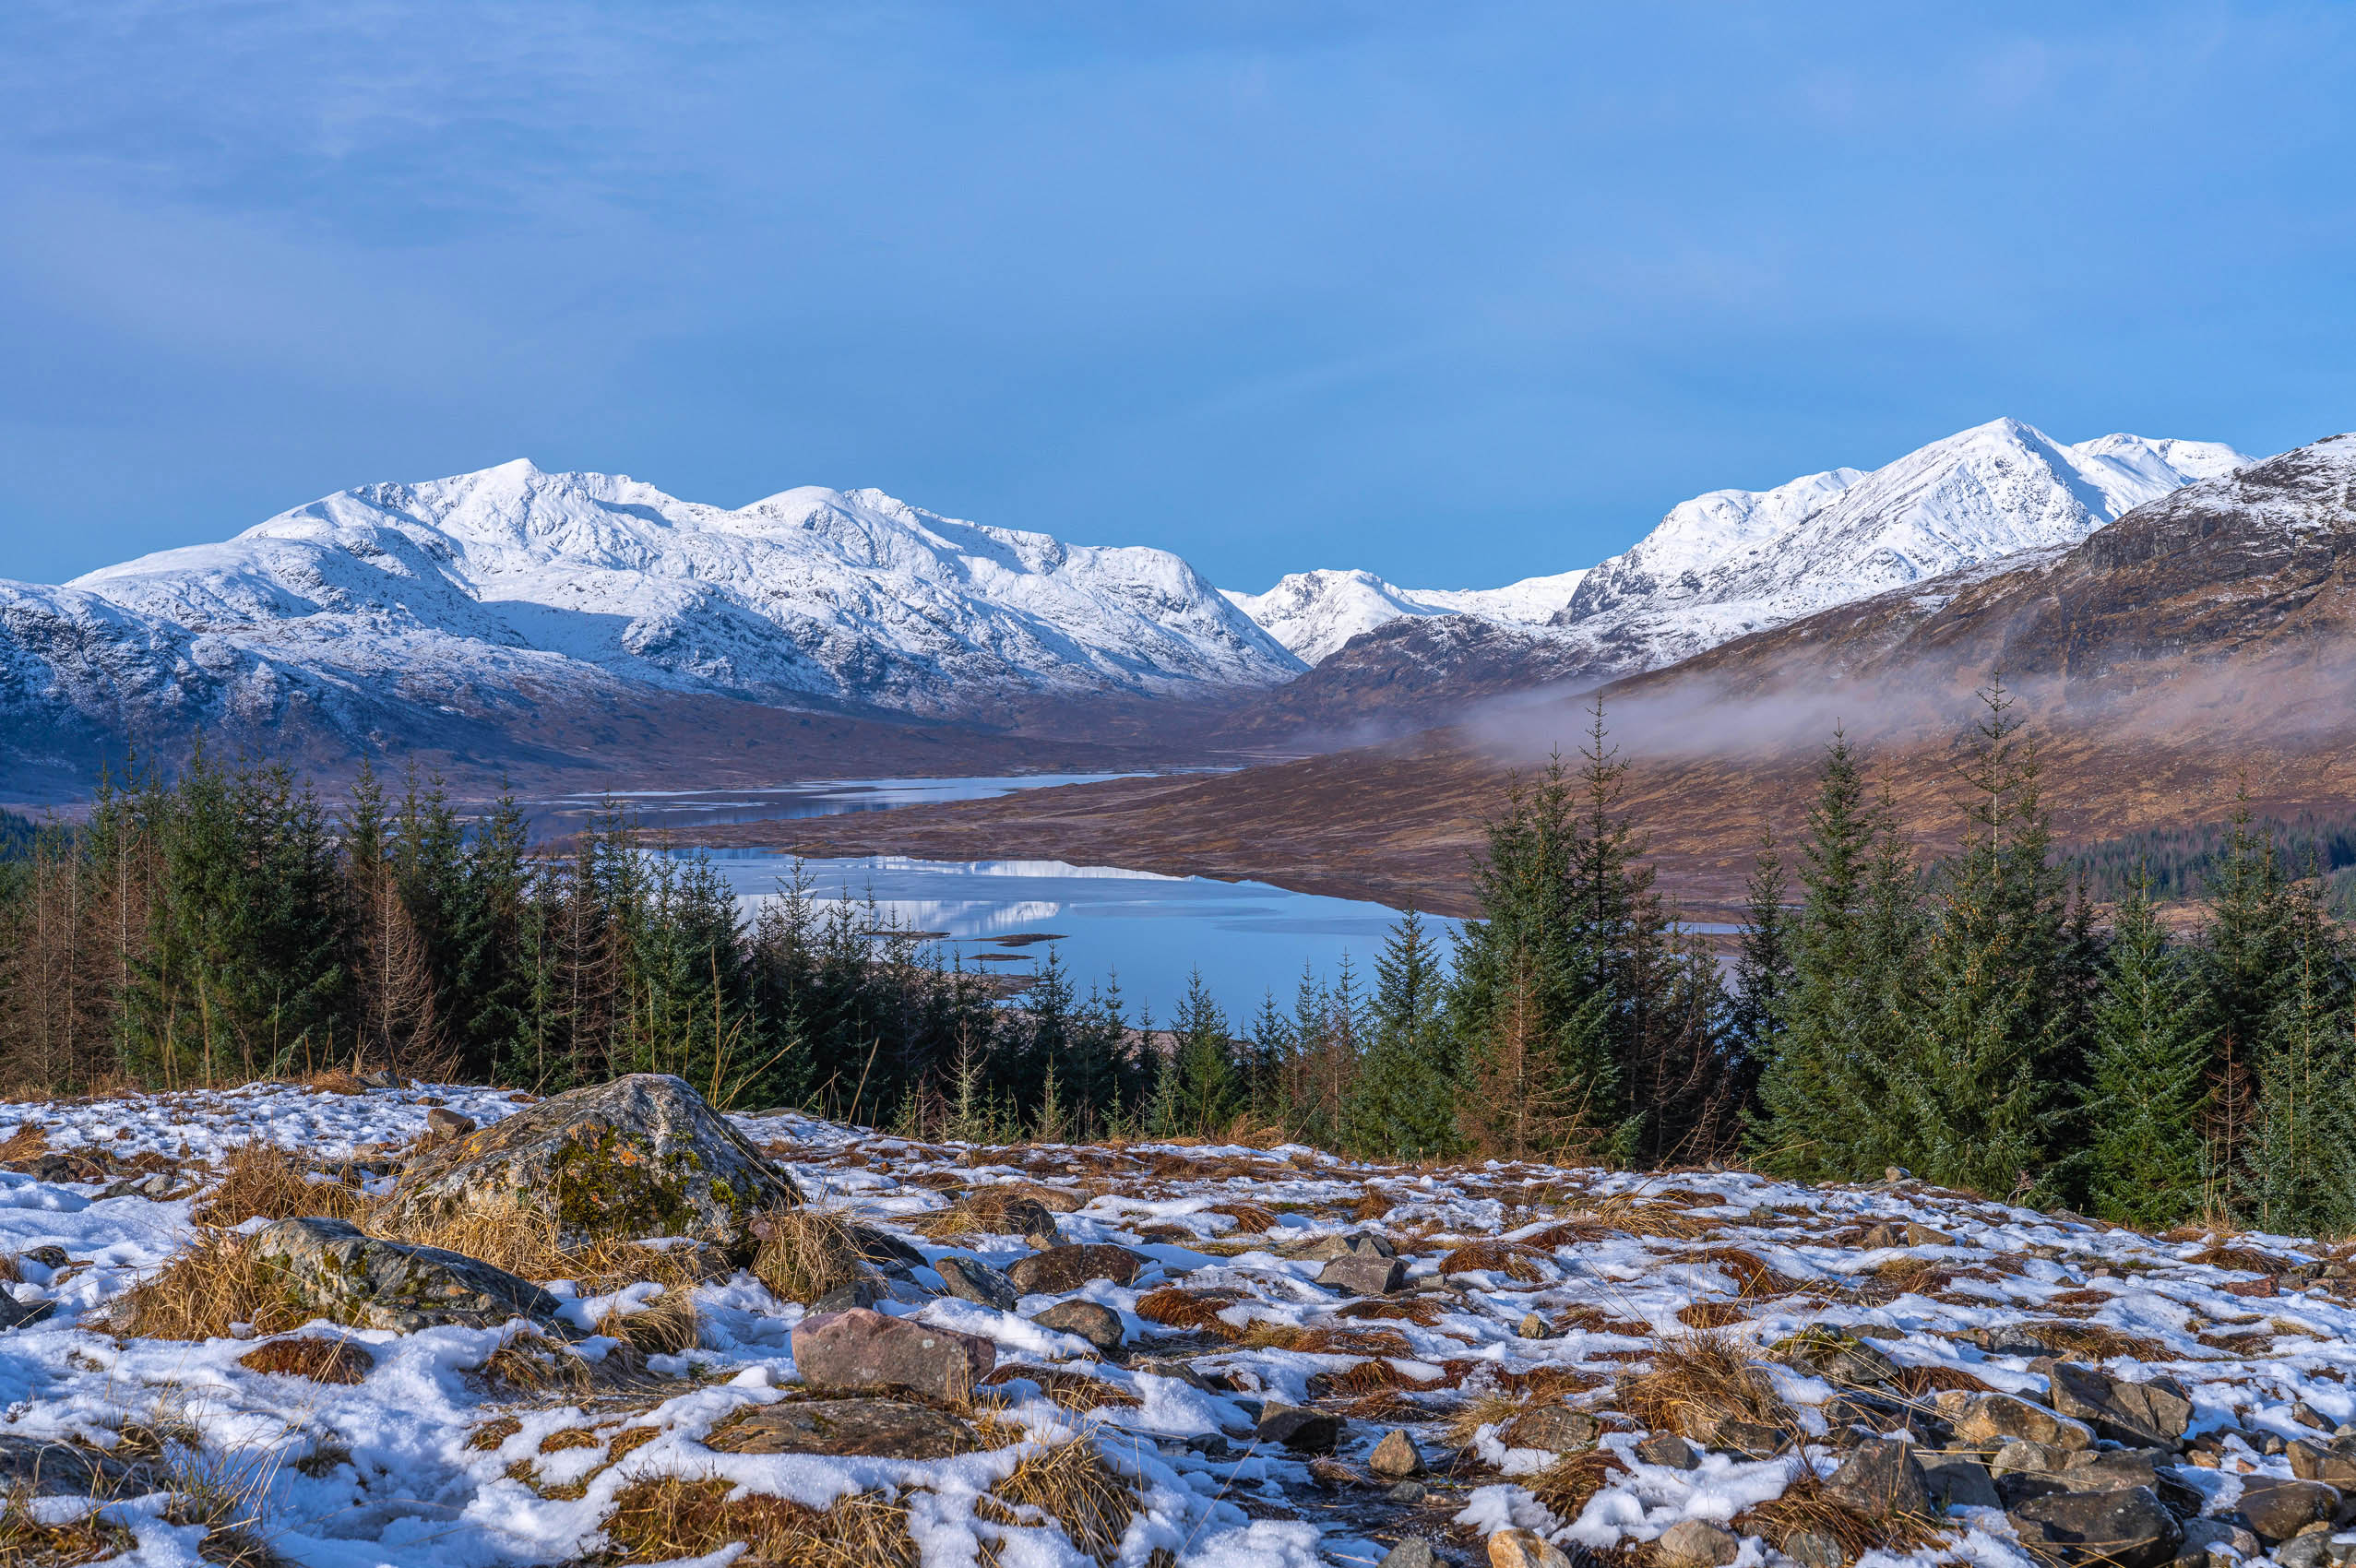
[
  {"left": 2230, "top": 1478, "right": 2340, "bottom": 1544},
  {"left": 386, "top": 1075, "right": 797, "bottom": 1253},
  {"left": 2009, "top": 1487, "right": 2183, "bottom": 1568},
  {"left": 791, "top": 1308, "right": 996, "bottom": 1404},
  {"left": 251, "top": 1217, "right": 567, "bottom": 1334}
]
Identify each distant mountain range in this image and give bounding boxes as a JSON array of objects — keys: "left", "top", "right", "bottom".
[{"left": 0, "top": 419, "right": 2267, "bottom": 796}]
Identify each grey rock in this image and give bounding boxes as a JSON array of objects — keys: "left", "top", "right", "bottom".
[
  {"left": 1653, "top": 1519, "right": 1741, "bottom": 1568},
  {"left": 2231, "top": 1478, "right": 2340, "bottom": 1544},
  {"left": 1636, "top": 1431, "right": 1700, "bottom": 1470},
  {"left": 812, "top": 1274, "right": 888, "bottom": 1313},
  {"left": 1029, "top": 1299, "right": 1124, "bottom": 1351},
  {"left": 2062, "top": 1449, "right": 2162, "bottom": 1493},
  {"left": 1946, "top": 1391, "right": 2097, "bottom": 1452},
  {"left": 1781, "top": 1329, "right": 1902, "bottom": 1386},
  {"left": 705, "top": 1396, "right": 978, "bottom": 1458},
  {"left": 1502, "top": 1408, "right": 1601, "bottom": 1455},
  {"left": 1824, "top": 1438, "right": 1934, "bottom": 1517},
  {"left": 1284, "top": 1230, "right": 1396, "bottom": 1264},
  {"left": 0, "top": 1434, "right": 149, "bottom": 1496},
  {"left": 2010, "top": 1486, "right": 2183, "bottom": 1568},
  {"left": 1387, "top": 1479, "right": 1429, "bottom": 1505},
  {"left": 250, "top": 1216, "right": 565, "bottom": 1334},
  {"left": 2290, "top": 1438, "right": 2356, "bottom": 1487},
  {"left": 1719, "top": 1419, "right": 1794, "bottom": 1459},
  {"left": 934, "top": 1255, "right": 1020, "bottom": 1312},
  {"left": 1993, "top": 1441, "right": 2073, "bottom": 1479},
  {"left": 385, "top": 1073, "right": 798, "bottom": 1253},
  {"left": 842, "top": 1222, "right": 927, "bottom": 1273},
  {"left": 1379, "top": 1541, "right": 1439, "bottom": 1568},
  {"left": 1924, "top": 1454, "right": 2002, "bottom": 1510},
  {"left": 2277, "top": 1536, "right": 2329, "bottom": 1568},
  {"left": 1005, "top": 1243, "right": 1148, "bottom": 1295},
  {"left": 790, "top": 1307, "right": 997, "bottom": 1404},
  {"left": 2050, "top": 1363, "right": 2195, "bottom": 1450},
  {"left": 0, "top": 1295, "right": 56, "bottom": 1332},
  {"left": 1257, "top": 1403, "right": 1341, "bottom": 1454},
  {"left": 424, "top": 1107, "right": 477, "bottom": 1137},
  {"left": 2177, "top": 1518, "right": 2259, "bottom": 1564},
  {"left": 1518, "top": 1313, "right": 1550, "bottom": 1339},
  {"left": 1782, "top": 1528, "right": 1850, "bottom": 1568},
  {"left": 1370, "top": 1429, "right": 1424, "bottom": 1478},
  {"left": 1320, "top": 1253, "right": 1407, "bottom": 1296}
]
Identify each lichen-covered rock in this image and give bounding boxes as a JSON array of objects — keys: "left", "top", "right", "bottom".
[
  {"left": 705, "top": 1397, "right": 978, "bottom": 1458},
  {"left": 1318, "top": 1253, "right": 1406, "bottom": 1296},
  {"left": 251, "top": 1217, "right": 566, "bottom": 1334},
  {"left": 386, "top": 1074, "right": 797, "bottom": 1253},
  {"left": 1029, "top": 1299, "right": 1124, "bottom": 1350},
  {"left": 934, "top": 1255, "right": 1019, "bottom": 1312},
  {"left": 2009, "top": 1485, "right": 2183, "bottom": 1568},
  {"left": 1502, "top": 1408, "right": 1600, "bottom": 1455},
  {"left": 1370, "top": 1428, "right": 1424, "bottom": 1478},
  {"left": 1942, "top": 1391, "right": 2094, "bottom": 1451},
  {"left": 1005, "top": 1242, "right": 1148, "bottom": 1295},
  {"left": 1653, "top": 1520, "right": 1741, "bottom": 1568},
  {"left": 2048, "top": 1363, "right": 2192, "bottom": 1450},
  {"left": 1823, "top": 1438, "right": 1934, "bottom": 1517}
]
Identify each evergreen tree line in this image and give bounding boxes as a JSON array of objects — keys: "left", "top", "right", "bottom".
[{"left": 2066, "top": 810, "right": 2356, "bottom": 919}]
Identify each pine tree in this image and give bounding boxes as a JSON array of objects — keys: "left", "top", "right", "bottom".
[
  {"left": 1341, "top": 906, "right": 1461, "bottom": 1158},
  {"left": 1158, "top": 970, "right": 1238, "bottom": 1137},
  {"left": 2237, "top": 875, "right": 2356, "bottom": 1232},
  {"left": 1887, "top": 682, "right": 2071, "bottom": 1198},
  {"left": 2082, "top": 867, "right": 2212, "bottom": 1227},
  {"left": 1727, "top": 826, "right": 1792, "bottom": 1084}
]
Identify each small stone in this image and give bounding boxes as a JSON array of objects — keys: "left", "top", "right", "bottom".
[
  {"left": 1885, "top": 1167, "right": 1911, "bottom": 1182},
  {"left": 2294, "top": 1401, "right": 2333, "bottom": 1431},
  {"left": 1992, "top": 1440, "right": 2071, "bottom": 1479},
  {"left": 1319, "top": 1253, "right": 1408, "bottom": 1296},
  {"left": 1501, "top": 1408, "right": 1600, "bottom": 1455},
  {"left": 2277, "top": 1537, "right": 2330, "bottom": 1568},
  {"left": 2009, "top": 1486, "right": 2183, "bottom": 1568},
  {"left": 1369, "top": 1429, "right": 1423, "bottom": 1479},
  {"left": 0, "top": 1296, "right": 56, "bottom": 1332},
  {"left": 1005, "top": 1243, "right": 1148, "bottom": 1296},
  {"left": 1257, "top": 1403, "right": 1342, "bottom": 1455},
  {"left": 1635, "top": 1431, "right": 1700, "bottom": 1470},
  {"left": 1379, "top": 1541, "right": 1438, "bottom": 1568},
  {"left": 934, "top": 1255, "right": 1020, "bottom": 1312},
  {"left": 1029, "top": 1299, "right": 1124, "bottom": 1351},
  {"left": 1490, "top": 1528, "right": 1575, "bottom": 1568},
  {"left": 1717, "top": 1419, "right": 1792, "bottom": 1459},
  {"left": 812, "top": 1274, "right": 888, "bottom": 1313},
  {"left": 1518, "top": 1312, "right": 1549, "bottom": 1339},
  {"left": 1653, "top": 1519, "right": 1742, "bottom": 1568},
  {"left": 790, "top": 1307, "right": 997, "bottom": 1404},
  {"left": 2060, "top": 1448, "right": 2161, "bottom": 1493},
  {"left": 1782, "top": 1528, "right": 1849, "bottom": 1568},
  {"left": 424, "top": 1107, "right": 477, "bottom": 1137},
  {"left": 1387, "top": 1479, "right": 1429, "bottom": 1505},
  {"left": 1823, "top": 1438, "right": 1934, "bottom": 1517}
]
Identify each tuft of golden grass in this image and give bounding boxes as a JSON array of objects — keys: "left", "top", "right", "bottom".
[
  {"left": 1524, "top": 1448, "right": 1627, "bottom": 1526},
  {"left": 236, "top": 1336, "right": 374, "bottom": 1384},
  {"left": 1205, "top": 1202, "right": 1279, "bottom": 1235},
  {"left": 473, "top": 1329, "right": 594, "bottom": 1397},
  {"left": 1439, "top": 1241, "right": 1543, "bottom": 1281},
  {"left": 466, "top": 1418, "right": 522, "bottom": 1452},
  {"left": 1329, "top": 1295, "right": 1449, "bottom": 1327},
  {"left": 0, "top": 1124, "right": 51, "bottom": 1164},
  {"left": 994, "top": 1436, "right": 1138, "bottom": 1562},
  {"left": 1132, "top": 1286, "right": 1242, "bottom": 1333},
  {"left": 1678, "top": 1301, "right": 1752, "bottom": 1329},
  {"left": 192, "top": 1143, "right": 365, "bottom": 1229},
  {"left": 1591, "top": 1197, "right": 1708, "bottom": 1240},
  {"left": 749, "top": 1209, "right": 867, "bottom": 1307},
  {"left": 2016, "top": 1319, "right": 2172, "bottom": 1362},
  {"left": 979, "top": 1365, "right": 1141, "bottom": 1412},
  {"left": 538, "top": 1429, "right": 602, "bottom": 1455},
  {"left": 1351, "top": 1187, "right": 1392, "bottom": 1222},
  {"left": 601, "top": 1478, "right": 917, "bottom": 1568},
  {"left": 0, "top": 1487, "right": 137, "bottom": 1568},
  {"left": 1617, "top": 1330, "right": 1795, "bottom": 1443},
  {"left": 598, "top": 1287, "right": 699, "bottom": 1357},
  {"left": 106, "top": 1229, "right": 314, "bottom": 1342}
]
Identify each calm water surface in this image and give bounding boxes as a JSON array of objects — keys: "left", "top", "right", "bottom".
[
  {"left": 532, "top": 773, "right": 1159, "bottom": 836},
  {"left": 697, "top": 850, "right": 1459, "bottom": 1021}
]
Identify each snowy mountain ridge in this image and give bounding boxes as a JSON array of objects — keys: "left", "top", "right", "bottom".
[{"left": 1229, "top": 419, "right": 2252, "bottom": 669}]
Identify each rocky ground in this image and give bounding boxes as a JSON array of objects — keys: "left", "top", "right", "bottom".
[{"left": 3, "top": 1075, "right": 2355, "bottom": 1568}]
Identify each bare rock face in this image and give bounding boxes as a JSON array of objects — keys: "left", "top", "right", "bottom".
[
  {"left": 790, "top": 1307, "right": 997, "bottom": 1404},
  {"left": 386, "top": 1074, "right": 798, "bottom": 1253},
  {"left": 250, "top": 1217, "right": 566, "bottom": 1334},
  {"left": 2008, "top": 1486, "right": 2183, "bottom": 1568},
  {"left": 934, "top": 1255, "right": 1020, "bottom": 1312},
  {"left": 1318, "top": 1253, "right": 1407, "bottom": 1295},
  {"left": 1029, "top": 1299, "right": 1124, "bottom": 1351},
  {"left": 1256, "top": 1403, "right": 1342, "bottom": 1454},
  {"left": 705, "top": 1397, "right": 979, "bottom": 1458},
  {"left": 1822, "top": 1439, "right": 1934, "bottom": 1518},
  {"left": 2230, "top": 1477, "right": 2340, "bottom": 1544}
]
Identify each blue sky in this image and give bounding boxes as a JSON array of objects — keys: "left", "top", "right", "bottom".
[{"left": 3, "top": 2, "right": 2350, "bottom": 591}]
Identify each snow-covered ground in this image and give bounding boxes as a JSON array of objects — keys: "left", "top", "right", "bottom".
[{"left": 2, "top": 1081, "right": 2350, "bottom": 1567}]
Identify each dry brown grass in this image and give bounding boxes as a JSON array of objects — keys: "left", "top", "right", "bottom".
[
  {"left": 0, "top": 1124, "right": 50, "bottom": 1164},
  {"left": 372, "top": 1195, "right": 707, "bottom": 1296},
  {"left": 597, "top": 1288, "right": 699, "bottom": 1357},
  {"left": 236, "top": 1336, "right": 374, "bottom": 1384},
  {"left": 994, "top": 1435, "right": 1138, "bottom": 1562},
  {"left": 1690, "top": 1246, "right": 1800, "bottom": 1298},
  {"left": 1205, "top": 1203, "right": 1279, "bottom": 1234},
  {"left": 193, "top": 1143, "right": 365, "bottom": 1228},
  {"left": 601, "top": 1477, "right": 918, "bottom": 1567},
  {"left": 1737, "top": 1463, "right": 1945, "bottom": 1556},
  {"left": 0, "top": 1253, "right": 18, "bottom": 1286},
  {"left": 473, "top": 1329, "right": 594, "bottom": 1397},
  {"left": 1524, "top": 1449, "right": 1627, "bottom": 1525},
  {"left": 2017, "top": 1319, "right": 2172, "bottom": 1361},
  {"left": 106, "top": 1229, "right": 314, "bottom": 1341},
  {"left": 1132, "top": 1286, "right": 1242, "bottom": 1333},
  {"left": 1880, "top": 1363, "right": 1994, "bottom": 1400},
  {"left": 606, "top": 1426, "right": 661, "bottom": 1465},
  {"left": 538, "top": 1428, "right": 602, "bottom": 1455},
  {"left": 2191, "top": 1244, "right": 2284, "bottom": 1275},
  {"left": 292, "top": 1069, "right": 369, "bottom": 1096},
  {"left": 466, "top": 1418, "right": 522, "bottom": 1452},
  {"left": 1592, "top": 1197, "right": 1708, "bottom": 1240},
  {"left": 1494, "top": 1365, "right": 1609, "bottom": 1399},
  {"left": 979, "top": 1364, "right": 1142, "bottom": 1412},
  {"left": 910, "top": 1187, "right": 1053, "bottom": 1241},
  {"left": 749, "top": 1209, "right": 867, "bottom": 1307},
  {"left": 0, "top": 1487, "right": 137, "bottom": 1568},
  {"left": 1678, "top": 1301, "right": 1753, "bottom": 1329},
  {"left": 1438, "top": 1241, "right": 1544, "bottom": 1281},
  {"left": 1351, "top": 1188, "right": 1393, "bottom": 1222},
  {"left": 1328, "top": 1295, "right": 1449, "bottom": 1326},
  {"left": 1445, "top": 1391, "right": 1527, "bottom": 1448},
  {"left": 1617, "top": 1331, "right": 1796, "bottom": 1442}
]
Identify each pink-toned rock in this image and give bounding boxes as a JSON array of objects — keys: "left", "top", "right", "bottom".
[{"left": 791, "top": 1308, "right": 997, "bottom": 1404}]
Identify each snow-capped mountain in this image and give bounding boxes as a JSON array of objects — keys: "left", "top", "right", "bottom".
[
  {"left": 1221, "top": 567, "right": 1589, "bottom": 664},
  {"left": 1227, "top": 420, "right": 2249, "bottom": 674},
  {"left": 0, "top": 462, "right": 1303, "bottom": 777}
]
